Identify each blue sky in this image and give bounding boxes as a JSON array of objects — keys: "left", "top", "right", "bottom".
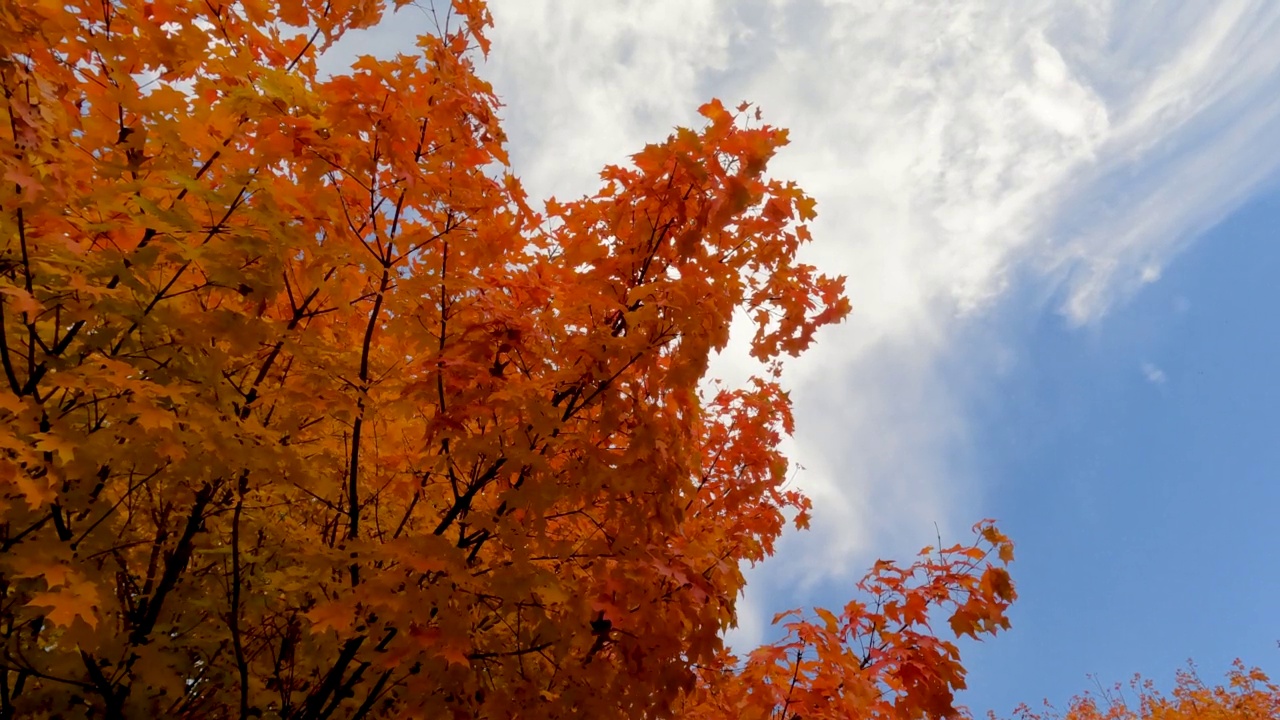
[
  {"left": 956, "top": 182, "right": 1280, "bottom": 715},
  {"left": 335, "top": 1, "right": 1280, "bottom": 714}
]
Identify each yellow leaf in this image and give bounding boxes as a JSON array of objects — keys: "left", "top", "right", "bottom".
[
  {"left": 0, "top": 389, "right": 29, "bottom": 417},
  {"left": 815, "top": 607, "right": 839, "bottom": 633},
  {"left": 306, "top": 600, "right": 355, "bottom": 635},
  {"left": 27, "top": 581, "right": 101, "bottom": 630},
  {"left": 4, "top": 460, "right": 56, "bottom": 508},
  {"left": 135, "top": 406, "right": 175, "bottom": 430},
  {"left": 998, "top": 542, "right": 1015, "bottom": 564},
  {"left": 34, "top": 434, "right": 76, "bottom": 464},
  {"left": 536, "top": 581, "right": 570, "bottom": 606}
]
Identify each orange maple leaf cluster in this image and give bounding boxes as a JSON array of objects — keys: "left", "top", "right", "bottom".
[{"left": 998, "top": 660, "right": 1280, "bottom": 720}]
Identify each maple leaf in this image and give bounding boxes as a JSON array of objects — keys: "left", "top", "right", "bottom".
[
  {"left": 0, "top": 287, "right": 42, "bottom": 317},
  {"left": 306, "top": 600, "right": 356, "bottom": 636},
  {"left": 26, "top": 581, "right": 101, "bottom": 630},
  {"left": 33, "top": 434, "right": 77, "bottom": 464},
  {"left": 5, "top": 462, "right": 57, "bottom": 508},
  {"left": 993, "top": 660, "right": 1280, "bottom": 720}
]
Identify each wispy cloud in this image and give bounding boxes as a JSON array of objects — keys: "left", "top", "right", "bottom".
[
  {"left": 332, "top": 0, "right": 1280, "bottom": 646},
  {"left": 1141, "top": 362, "right": 1167, "bottom": 385},
  {"left": 1042, "top": 3, "right": 1280, "bottom": 324}
]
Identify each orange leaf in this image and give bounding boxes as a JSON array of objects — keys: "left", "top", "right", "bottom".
[{"left": 27, "top": 581, "right": 101, "bottom": 630}]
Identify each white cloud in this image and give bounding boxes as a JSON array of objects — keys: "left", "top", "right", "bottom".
[
  {"left": 1141, "top": 362, "right": 1167, "bottom": 385},
  {"left": 330, "top": 0, "right": 1280, "bottom": 646},
  {"left": 484, "top": 1, "right": 736, "bottom": 202}
]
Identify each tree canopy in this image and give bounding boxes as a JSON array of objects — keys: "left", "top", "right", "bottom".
[
  {"left": 0, "top": 1, "right": 1019, "bottom": 717},
  {"left": 999, "top": 661, "right": 1280, "bottom": 720}
]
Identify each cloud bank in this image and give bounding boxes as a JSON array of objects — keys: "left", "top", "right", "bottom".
[{"left": 334, "top": 0, "right": 1280, "bottom": 646}]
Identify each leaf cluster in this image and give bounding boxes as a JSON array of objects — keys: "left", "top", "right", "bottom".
[{"left": 998, "top": 660, "right": 1280, "bottom": 720}]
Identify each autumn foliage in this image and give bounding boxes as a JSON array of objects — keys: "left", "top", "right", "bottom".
[
  {"left": 999, "top": 660, "right": 1280, "bottom": 720},
  {"left": 1, "top": 0, "right": 1017, "bottom": 718}
]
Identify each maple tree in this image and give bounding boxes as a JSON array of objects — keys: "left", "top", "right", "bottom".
[
  {"left": 998, "top": 660, "right": 1280, "bottom": 720},
  {"left": 0, "top": 0, "right": 1016, "bottom": 718}
]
